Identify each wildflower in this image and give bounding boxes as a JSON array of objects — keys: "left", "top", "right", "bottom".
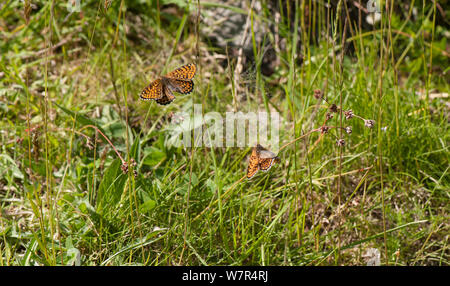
[
  {"left": 320, "top": 125, "right": 330, "bottom": 134},
  {"left": 121, "top": 162, "right": 128, "bottom": 174},
  {"left": 364, "top": 119, "right": 375, "bottom": 128},
  {"left": 326, "top": 112, "right": 333, "bottom": 121},
  {"left": 336, "top": 139, "right": 345, "bottom": 146},
  {"left": 313, "top": 89, "right": 323, "bottom": 100},
  {"left": 130, "top": 159, "right": 138, "bottom": 177},
  {"left": 329, "top": 104, "right": 338, "bottom": 113},
  {"left": 345, "top": 126, "right": 352, "bottom": 134},
  {"left": 344, "top": 110, "right": 354, "bottom": 120}
]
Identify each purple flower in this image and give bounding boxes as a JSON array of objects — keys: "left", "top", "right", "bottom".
[
  {"left": 344, "top": 110, "right": 354, "bottom": 120},
  {"left": 336, "top": 139, "right": 345, "bottom": 146},
  {"left": 364, "top": 119, "right": 375, "bottom": 128}
]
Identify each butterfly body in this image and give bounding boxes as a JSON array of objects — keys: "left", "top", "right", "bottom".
[
  {"left": 140, "top": 63, "right": 196, "bottom": 105},
  {"left": 246, "top": 144, "right": 280, "bottom": 179}
]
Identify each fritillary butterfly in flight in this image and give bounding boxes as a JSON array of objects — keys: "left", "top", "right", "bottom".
[
  {"left": 140, "top": 63, "right": 196, "bottom": 105},
  {"left": 246, "top": 144, "right": 280, "bottom": 179}
]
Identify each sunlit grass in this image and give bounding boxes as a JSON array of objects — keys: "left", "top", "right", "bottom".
[{"left": 0, "top": 0, "right": 448, "bottom": 266}]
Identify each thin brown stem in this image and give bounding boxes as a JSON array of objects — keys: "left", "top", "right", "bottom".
[
  {"left": 78, "top": 125, "right": 126, "bottom": 164},
  {"left": 279, "top": 129, "right": 321, "bottom": 153}
]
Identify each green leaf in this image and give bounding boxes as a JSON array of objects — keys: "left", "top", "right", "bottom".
[
  {"left": 96, "top": 158, "right": 127, "bottom": 214},
  {"left": 186, "top": 172, "right": 198, "bottom": 186},
  {"left": 130, "top": 136, "right": 141, "bottom": 163},
  {"left": 64, "top": 236, "right": 81, "bottom": 266},
  {"left": 0, "top": 154, "right": 24, "bottom": 179},
  {"left": 139, "top": 199, "right": 156, "bottom": 213},
  {"left": 142, "top": 147, "right": 166, "bottom": 167},
  {"left": 65, "top": 247, "right": 81, "bottom": 266}
]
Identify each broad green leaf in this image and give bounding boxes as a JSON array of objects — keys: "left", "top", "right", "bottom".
[
  {"left": 96, "top": 158, "right": 127, "bottom": 214},
  {"left": 0, "top": 154, "right": 24, "bottom": 179},
  {"left": 142, "top": 147, "right": 166, "bottom": 167},
  {"left": 139, "top": 199, "right": 156, "bottom": 213}
]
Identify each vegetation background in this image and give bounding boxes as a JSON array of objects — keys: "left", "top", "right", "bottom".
[{"left": 0, "top": 0, "right": 448, "bottom": 266}]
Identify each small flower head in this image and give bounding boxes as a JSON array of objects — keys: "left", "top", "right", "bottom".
[
  {"left": 313, "top": 89, "right": 323, "bottom": 100},
  {"left": 336, "top": 139, "right": 345, "bottom": 147},
  {"left": 320, "top": 125, "right": 330, "bottom": 134},
  {"left": 344, "top": 110, "right": 354, "bottom": 120},
  {"left": 326, "top": 112, "right": 334, "bottom": 121},
  {"left": 329, "top": 104, "right": 338, "bottom": 113},
  {"left": 364, "top": 119, "right": 375, "bottom": 128},
  {"left": 121, "top": 162, "right": 129, "bottom": 174},
  {"left": 345, "top": 126, "right": 352, "bottom": 134}
]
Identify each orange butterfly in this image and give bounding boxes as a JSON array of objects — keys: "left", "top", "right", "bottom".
[
  {"left": 140, "top": 63, "right": 196, "bottom": 105},
  {"left": 246, "top": 144, "right": 280, "bottom": 179}
]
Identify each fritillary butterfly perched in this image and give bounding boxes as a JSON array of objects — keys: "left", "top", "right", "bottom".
[
  {"left": 246, "top": 144, "right": 280, "bottom": 179},
  {"left": 140, "top": 63, "right": 196, "bottom": 105}
]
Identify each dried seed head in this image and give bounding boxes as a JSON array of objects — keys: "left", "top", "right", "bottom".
[
  {"left": 86, "top": 138, "right": 94, "bottom": 150},
  {"left": 345, "top": 126, "right": 352, "bottom": 134},
  {"left": 329, "top": 104, "right": 338, "bottom": 113},
  {"left": 320, "top": 125, "right": 330, "bottom": 134},
  {"left": 313, "top": 89, "right": 323, "bottom": 100},
  {"left": 344, "top": 110, "right": 354, "bottom": 120},
  {"left": 336, "top": 139, "right": 345, "bottom": 146},
  {"left": 24, "top": 0, "right": 32, "bottom": 24},
  {"left": 121, "top": 162, "right": 128, "bottom": 174},
  {"left": 326, "top": 112, "right": 334, "bottom": 120},
  {"left": 364, "top": 119, "right": 375, "bottom": 128}
]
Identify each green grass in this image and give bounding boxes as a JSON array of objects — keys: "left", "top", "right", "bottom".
[{"left": 0, "top": 0, "right": 448, "bottom": 266}]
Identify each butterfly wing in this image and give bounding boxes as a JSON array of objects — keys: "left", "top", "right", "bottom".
[
  {"left": 259, "top": 149, "right": 277, "bottom": 159},
  {"left": 155, "top": 84, "right": 176, "bottom": 105},
  {"left": 257, "top": 146, "right": 279, "bottom": 172},
  {"left": 140, "top": 78, "right": 163, "bottom": 101},
  {"left": 165, "top": 78, "right": 194, "bottom": 94},
  {"left": 164, "top": 63, "right": 196, "bottom": 80},
  {"left": 259, "top": 157, "right": 279, "bottom": 171},
  {"left": 246, "top": 147, "right": 260, "bottom": 179}
]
